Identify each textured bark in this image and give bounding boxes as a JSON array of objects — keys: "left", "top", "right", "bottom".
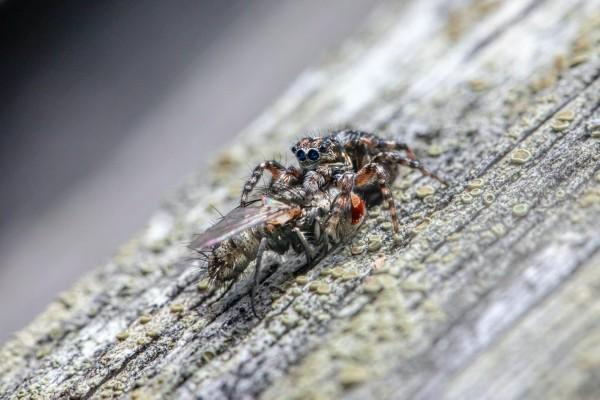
[{"left": 1, "top": 0, "right": 599, "bottom": 399}]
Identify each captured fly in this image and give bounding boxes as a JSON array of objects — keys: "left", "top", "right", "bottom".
[{"left": 191, "top": 180, "right": 366, "bottom": 315}]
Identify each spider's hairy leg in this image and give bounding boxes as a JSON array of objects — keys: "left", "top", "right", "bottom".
[
  {"left": 354, "top": 163, "right": 400, "bottom": 233},
  {"left": 261, "top": 166, "right": 304, "bottom": 200},
  {"left": 336, "top": 129, "right": 417, "bottom": 160},
  {"left": 240, "top": 160, "right": 286, "bottom": 206},
  {"left": 373, "top": 152, "right": 448, "bottom": 186},
  {"left": 325, "top": 173, "right": 354, "bottom": 243},
  {"left": 370, "top": 136, "right": 417, "bottom": 161}
]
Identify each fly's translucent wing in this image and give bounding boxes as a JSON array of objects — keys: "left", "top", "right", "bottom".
[{"left": 190, "top": 198, "right": 300, "bottom": 250}]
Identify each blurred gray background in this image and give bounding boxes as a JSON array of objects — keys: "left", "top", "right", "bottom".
[{"left": 0, "top": 0, "right": 381, "bottom": 342}]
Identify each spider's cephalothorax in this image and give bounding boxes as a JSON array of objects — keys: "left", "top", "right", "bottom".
[
  {"left": 290, "top": 136, "right": 351, "bottom": 172},
  {"left": 240, "top": 129, "right": 446, "bottom": 235}
]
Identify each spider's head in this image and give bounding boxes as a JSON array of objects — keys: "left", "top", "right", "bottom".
[{"left": 291, "top": 136, "right": 342, "bottom": 170}]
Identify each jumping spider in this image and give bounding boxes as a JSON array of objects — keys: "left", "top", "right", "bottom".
[
  {"left": 193, "top": 129, "right": 445, "bottom": 316},
  {"left": 240, "top": 129, "right": 447, "bottom": 240}
]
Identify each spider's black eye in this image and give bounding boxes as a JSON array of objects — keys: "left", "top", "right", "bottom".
[
  {"left": 296, "top": 149, "right": 306, "bottom": 161},
  {"left": 291, "top": 146, "right": 297, "bottom": 153},
  {"left": 307, "top": 149, "right": 320, "bottom": 161},
  {"left": 319, "top": 144, "right": 327, "bottom": 152}
]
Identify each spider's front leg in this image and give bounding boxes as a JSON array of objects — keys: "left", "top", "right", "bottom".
[
  {"left": 337, "top": 129, "right": 417, "bottom": 160},
  {"left": 372, "top": 152, "right": 447, "bottom": 186},
  {"left": 240, "top": 161, "right": 300, "bottom": 206}
]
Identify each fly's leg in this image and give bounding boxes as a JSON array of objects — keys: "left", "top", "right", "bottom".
[
  {"left": 292, "top": 227, "right": 316, "bottom": 266},
  {"left": 251, "top": 237, "right": 269, "bottom": 318},
  {"left": 313, "top": 215, "right": 322, "bottom": 243},
  {"left": 250, "top": 232, "right": 311, "bottom": 317},
  {"left": 373, "top": 152, "right": 447, "bottom": 185},
  {"left": 354, "top": 163, "right": 400, "bottom": 233},
  {"left": 240, "top": 161, "right": 286, "bottom": 206},
  {"left": 310, "top": 214, "right": 330, "bottom": 257}
]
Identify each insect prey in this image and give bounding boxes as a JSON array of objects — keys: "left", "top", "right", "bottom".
[{"left": 192, "top": 182, "right": 366, "bottom": 315}]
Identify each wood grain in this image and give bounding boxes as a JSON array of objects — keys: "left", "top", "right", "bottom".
[{"left": 1, "top": 0, "right": 599, "bottom": 399}]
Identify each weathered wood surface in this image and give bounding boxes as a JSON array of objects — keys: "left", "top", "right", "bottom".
[{"left": 1, "top": 0, "right": 599, "bottom": 399}]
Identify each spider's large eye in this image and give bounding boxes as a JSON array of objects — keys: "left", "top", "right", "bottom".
[
  {"left": 307, "top": 149, "right": 320, "bottom": 161},
  {"left": 296, "top": 149, "right": 306, "bottom": 161}
]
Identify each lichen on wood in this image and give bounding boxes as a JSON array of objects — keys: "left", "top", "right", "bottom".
[{"left": 1, "top": 0, "right": 599, "bottom": 399}]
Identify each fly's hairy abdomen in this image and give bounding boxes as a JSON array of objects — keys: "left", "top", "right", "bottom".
[{"left": 207, "top": 229, "right": 262, "bottom": 286}]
